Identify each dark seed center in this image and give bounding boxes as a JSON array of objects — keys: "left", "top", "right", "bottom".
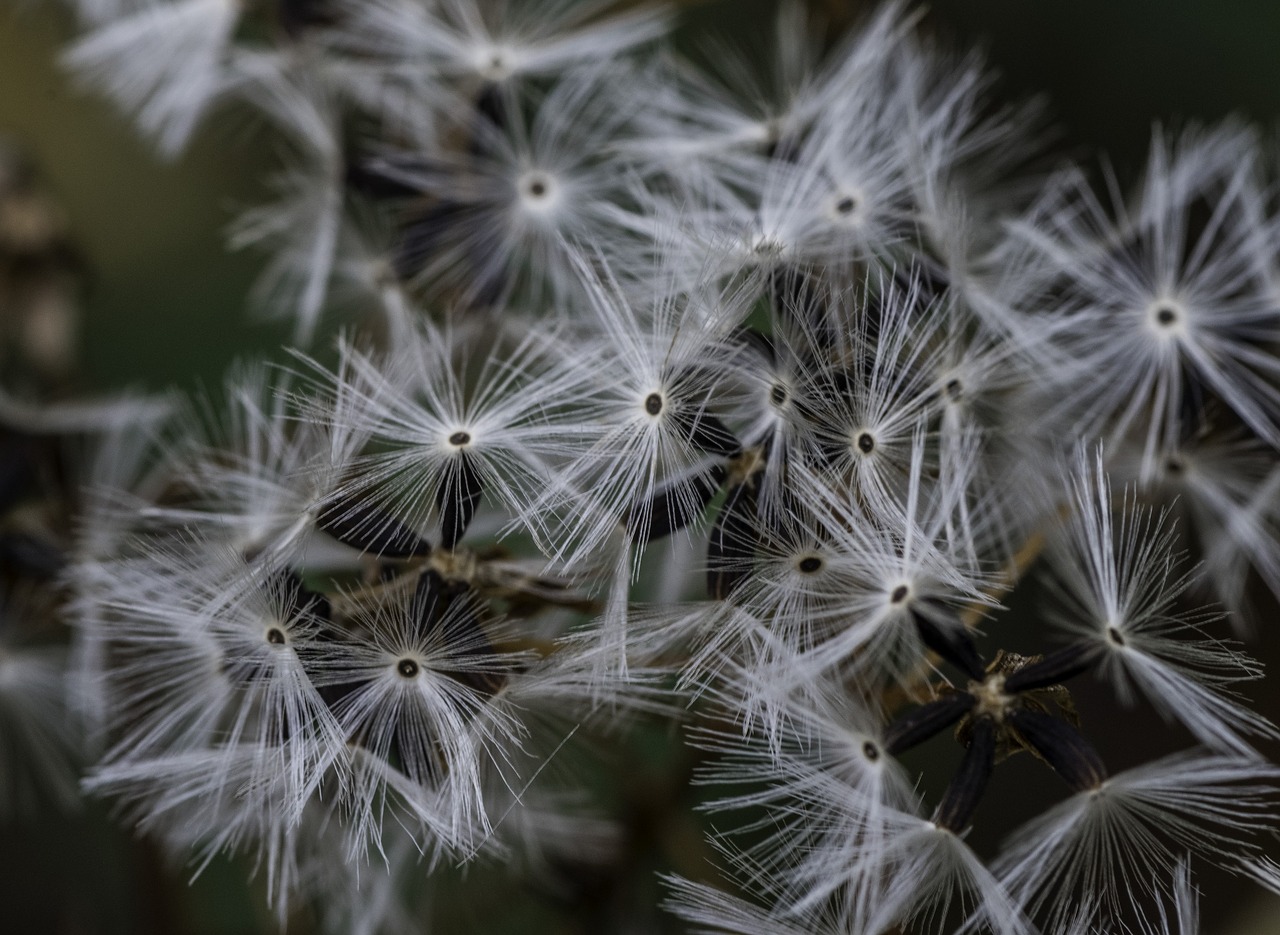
[
  {"left": 769, "top": 383, "right": 788, "bottom": 406},
  {"left": 1153, "top": 304, "right": 1178, "bottom": 326},
  {"left": 1165, "top": 456, "right": 1184, "bottom": 476},
  {"left": 1107, "top": 626, "right": 1126, "bottom": 646},
  {"left": 797, "top": 556, "right": 822, "bottom": 574},
  {"left": 265, "top": 627, "right": 286, "bottom": 645},
  {"left": 835, "top": 195, "right": 857, "bottom": 215},
  {"left": 644, "top": 392, "right": 664, "bottom": 416},
  {"left": 862, "top": 740, "right": 880, "bottom": 761},
  {"left": 944, "top": 378, "right": 962, "bottom": 400},
  {"left": 448, "top": 431, "right": 471, "bottom": 447},
  {"left": 890, "top": 585, "right": 909, "bottom": 604},
  {"left": 856, "top": 432, "right": 875, "bottom": 454},
  {"left": 397, "top": 658, "right": 420, "bottom": 678},
  {"left": 527, "top": 178, "right": 547, "bottom": 198}
]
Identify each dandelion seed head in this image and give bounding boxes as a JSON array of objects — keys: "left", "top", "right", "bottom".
[
  {"left": 797, "top": 555, "right": 823, "bottom": 574},
  {"left": 1145, "top": 297, "right": 1188, "bottom": 338},
  {"left": 516, "top": 169, "right": 561, "bottom": 213},
  {"left": 827, "top": 189, "right": 863, "bottom": 223}
]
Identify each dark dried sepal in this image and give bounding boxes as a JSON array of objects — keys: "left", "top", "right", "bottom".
[
  {"left": 883, "top": 691, "right": 976, "bottom": 756},
  {"left": 437, "top": 452, "right": 484, "bottom": 550},
  {"left": 934, "top": 716, "right": 996, "bottom": 832},
  {"left": 707, "top": 478, "right": 760, "bottom": 600},
  {"left": 1008, "top": 707, "right": 1108, "bottom": 793},
  {"left": 911, "top": 603, "right": 986, "bottom": 681},
  {"left": 1005, "top": 644, "right": 1097, "bottom": 694},
  {"left": 627, "top": 465, "right": 726, "bottom": 543},
  {"left": 315, "top": 493, "right": 432, "bottom": 558}
]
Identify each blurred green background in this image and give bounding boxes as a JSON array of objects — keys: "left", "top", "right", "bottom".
[{"left": 4, "top": 1, "right": 1280, "bottom": 933}]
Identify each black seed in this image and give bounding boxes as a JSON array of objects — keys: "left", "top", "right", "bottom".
[
  {"left": 266, "top": 627, "right": 286, "bottom": 645},
  {"left": 1107, "top": 626, "right": 1126, "bottom": 646},
  {"left": 835, "top": 195, "right": 857, "bottom": 215},
  {"left": 934, "top": 717, "right": 996, "bottom": 832},
  {"left": 1154, "top": 304, "right": 1177, "bottom": 326},
  {"left": 527, "top": 179, "right": 547, "bottom": 198},
  {"left": 861, "top": 741, "right": 880, "bottom": 761},
  {"left": 856, "top": 432, "right": 875, "bottom": 454},
  {"left": 883, "top": 692, "right": 976, "bottom": 755},
  {"left": 628, "top": 466, "right": 727, "bottom": 543},
  {"left": 797, "top": 555, "right": 823, "bottom": 574},
  {"left": 448, "top": 431, "right": 471, "bottom": 446},
  {"left": 707, "top": 479, "right": 760, "bottom": 600},
  {"left": 1165, "top": 457, "right": 1185, "bottom": 476},
  {"left": 1008, "top": 708, "right": 1108, "bottom": 793},
  {"left": 769, "top": 383, "right": 788, "bottom": 406},
  {"left": 890, "top": 585, "right": 909, "bottom": 604},
  {"left": 644, "top": 393, "right": 663, "bottom": 416},
  {"left": 436, "top": 450, "right": 483, "bottom": 550},
  {"left": 944, "top": 378, "right": 962, "bottom": 400},
  {"left": 316, "top": 494, "right": 432, "bottom": 558},
  {"left": 911, "top": 603, "right": 987, "bottom": 681},
  {"left": 1004, "top": 644, "right": 1097, "bottom": 693},
  {"left": 397, "top": 658, "right": 419, "bottom": 678}
]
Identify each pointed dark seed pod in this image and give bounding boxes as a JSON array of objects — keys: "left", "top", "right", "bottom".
[
  {"left": 275, "top": 568, "right": 331, "bottom": 624},
  {"left": 414, "top": 570, "right": 468, "bottom": 631},
  {"left": 1005, "top": 644, "right": 1098, "bottom": 694},
  {"left": 278, "top": 0, "right": 337, "bottom": 38},
  {"left": 437, "top": 451, "right": 483, "bottom": 550},
  {"left": 1008, "top": 707, "right": 1108, "bottom": 793},
  {"left": 911, "top": 603, "right": 986, "bottom": 681},
  {"left": 627, "top": 465, "right": 727, "bottom": 543},
  {"left": 729, "top": 326, "right": 776, "bottom": 363},
  {"left": 769, "top": 267, "right": 834, "bottom": 349},
  {"left": 393, "top": 199, "right": 473, "bottom": 281},
  {"left": 0, "top": 429, "right": 40, "bottom": 515},
  {"left": 672, "top": 410, "right": 742, "bottom": 459},
  {"left": 316, "top": 493, "right": 432, "bottom": 558},
  {"left": 344, "top": 156, "right": 425, "bottom": 201},
  {"left": 412, "top": 571, "right": 502, "bottom": 693},
  {"left": 883, "top": 692, "right": 976, "bottom": 756},
  {"left": 707, "top": 477, "right": 760, "bottom": 600},
  {"left": 934, "top": 716, "right": 996, "bottom": 832},
  {"left": 0, "top": 532, "right": 65, "bottom": 580}
]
